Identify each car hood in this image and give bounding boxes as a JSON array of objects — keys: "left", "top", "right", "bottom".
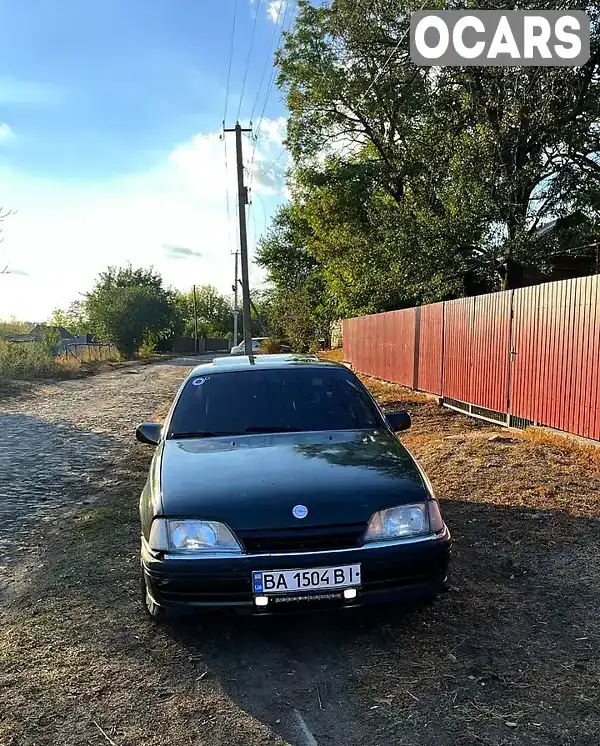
[{"left": 158, "top": 429, "right": 429, "bottom": 530}]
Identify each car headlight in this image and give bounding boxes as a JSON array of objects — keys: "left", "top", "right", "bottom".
[
  {"left": 149, "top": 519, "right": 242, "bottom": 554},
  {"left": 364, "top": 501, "right": 445, "bottom": 542}
]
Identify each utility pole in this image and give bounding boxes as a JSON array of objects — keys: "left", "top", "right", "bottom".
[
  {"left": 192, "top": 284, "right": 199, "bottom": 354},
  {"left": 232, "top": 251, "right": 240, "bottom": 347},
  {"left": 237, "top": 278, "right": 266, "bottom": 336},
  {"left": 223, "top": 122, "right": 253, "bottom": 356}
]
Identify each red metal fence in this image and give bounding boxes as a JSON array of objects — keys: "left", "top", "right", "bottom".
[{"left": 343, "top": 275, "right": 600, "bottom": 441}]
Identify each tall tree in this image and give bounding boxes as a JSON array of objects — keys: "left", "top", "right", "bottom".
[
  {"left": 277, "top": 0, "right": 600, "bottom": 294},
  {"left": 85, "top": 265, "right": 180, "bottom": 357},
  {"left": 257, "top": 202, "right": 334, "bottom": 349}
]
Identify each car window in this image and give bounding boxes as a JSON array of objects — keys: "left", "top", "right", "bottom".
[{"left": 168, "top": 367, "right": 384, "bottom": 437}]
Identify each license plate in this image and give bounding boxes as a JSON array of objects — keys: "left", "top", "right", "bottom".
[{"left": 252, "top": 564, "right": 361, "bottom": 595}]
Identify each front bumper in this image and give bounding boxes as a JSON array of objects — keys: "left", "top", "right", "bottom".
[{"left": 141, "top": 529, "right": 451, "bottom": 614}]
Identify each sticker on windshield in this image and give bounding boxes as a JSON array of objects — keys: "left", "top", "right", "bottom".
[{"left": 192, "top": 376, "right": 210, "bottom": 386}]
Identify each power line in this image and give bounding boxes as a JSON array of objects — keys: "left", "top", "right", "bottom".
[
  {"left": 249, "top": 0, "right": 287, "bottom": 122},
  {"left": 223, "top": 0, "right": 239, "bottom": 123},
  {"left": 252, "top": 145, "right": 288, "bottom": 191},
  {"left": 253, "top": 191, "right": 269, "bottom": 230},
  {"left": 359, "top": 2, "right": 425, "bottom": 105},
  {"left": 269, "top": 145, "right": 288, "bottom": 172},
  {"left": 253, "top": 1, "right": 294, "bottom": 138},
  {"left": 336, "top": 2, "right": 426, "bottom": 162},
  {"left": 248, "top": 1, "right": 296, "bottom": 194},
  {"left": 237, "top": 0, "right": 264, "bottom": 121},
  {"left": 223, "top": 124, "right": 234, "bottom": 255}
]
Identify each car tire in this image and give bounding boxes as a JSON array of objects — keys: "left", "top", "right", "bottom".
[{"left": 141, "top": 570, "right": 165, "bottom": 622}]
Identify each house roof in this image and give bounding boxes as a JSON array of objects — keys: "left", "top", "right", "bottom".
[
  {"left": 2, "top": 334, "right": 35, "bottom": 343},
  {"left": 28, "top": 324, "right": 74, "bottom": 340}
]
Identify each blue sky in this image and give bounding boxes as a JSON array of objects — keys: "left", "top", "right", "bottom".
[{"left": 0, "top": 0, "right": 293, "bottom": 319}]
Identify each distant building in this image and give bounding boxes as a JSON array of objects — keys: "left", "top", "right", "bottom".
[
  {"left": 2, "top": 324, "right": 95, "bottom": 355},
  {"left": 27, "top": 324, "right": 73, "bottom": 341}
]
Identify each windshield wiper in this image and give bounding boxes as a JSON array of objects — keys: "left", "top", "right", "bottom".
[
  {"left": 244, "top": 426, "right": 307, "bottom": 434},
  {"left": 171, "top": 426, "right": 309, "bottom": 439},
  {"left": 170, "top": 431, "right": 235, "bottom": 439}
]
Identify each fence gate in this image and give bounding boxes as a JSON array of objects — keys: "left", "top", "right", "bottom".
[{"left": 509, "top": 276, "right": 600, "bottom": 439}]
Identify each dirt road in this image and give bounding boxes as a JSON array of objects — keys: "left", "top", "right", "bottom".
[
  {"left": 1, "top": 360, "right": 600, "bottom": 746},
  {"left": 0, "top": 358, "right": 198, "bottom": 571}
]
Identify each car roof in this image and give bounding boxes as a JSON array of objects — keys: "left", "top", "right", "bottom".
[{"left": 186, "top": 354, "right": 347, "bottom": 378}]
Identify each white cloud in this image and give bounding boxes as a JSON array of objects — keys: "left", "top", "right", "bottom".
[
  {"left": 0, "top": 124, "right": 14, "bottom": 143},
  {"left": 245, "top": 116, "right": 290, "bottom": 197},
  {"left": 250, "top": 0, "right": 289, "bottom": 24},
  {"left": 0, "top": 120, "right": 289, "bottom": 321},
  {"left": 267, "top": 0, "right": 286, "bottom": 23},
  {"left": 257, "top": 117, "right": 286, "bottom": 148}
]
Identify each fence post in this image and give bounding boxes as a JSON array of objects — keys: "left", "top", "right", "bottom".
[
  {"left": 505, "top": 289, "right": 516, "bottom": 427},
  {"left": 440, "top": 302, "right": 446, "bottom": 400},
  {"left": 413, "top": 306, "right": 421, "bottom": 390}
]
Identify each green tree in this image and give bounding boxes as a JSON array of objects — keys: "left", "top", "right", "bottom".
[
  {"left": 85, "top": 265, "right": 180, "bottom": 357},
  {"left": 50, "top": 301, "right": 88, "bottom": 336},
  {"left": 257, "top": 202, "right": 334, "bottom": 350},
  {"left": 0, "top": 319, "right": 31, "bottom": 337},
  {"left": 276, "top": 0, "right": 600, "bottom": 296},
  {"left": 177, "top": 285, "right": 232, "bottom": 339},
  {"left": 41, "top": 326, "right": 60, "bottom": 355}
]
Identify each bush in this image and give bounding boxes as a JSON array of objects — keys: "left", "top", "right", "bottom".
[
  {"left": 138, "top": 341, "right": 157, "bottom": 358},
  {"left": 0, "top": 340, "right": 62, "bottom": 379},
  {"left": 261, "top": 338, "right": 283, "bottom": 354}
]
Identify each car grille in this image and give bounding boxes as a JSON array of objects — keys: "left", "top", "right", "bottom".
[
  {"left": 157, "top": 577, "right": 251, "bottom": 604},
  {"left": 236, "top": 523, "right": 366, "bottom": 554}
]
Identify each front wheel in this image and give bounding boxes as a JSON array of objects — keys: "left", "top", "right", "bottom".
[{"left": 141, "top": 570, "right": 165, "bottom": 622}]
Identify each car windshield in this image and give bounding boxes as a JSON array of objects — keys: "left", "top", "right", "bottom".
[{"left": 168, "top": 366, "right": 384, "bottom": 438}]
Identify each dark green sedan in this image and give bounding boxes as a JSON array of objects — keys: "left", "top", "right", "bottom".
[{"left": 136, "top": 354, "right": 451, "bottom": 619}]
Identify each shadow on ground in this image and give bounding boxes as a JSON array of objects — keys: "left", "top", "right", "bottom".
[{"left": 167, "top": 496, "right": 600, "bottom": 746}]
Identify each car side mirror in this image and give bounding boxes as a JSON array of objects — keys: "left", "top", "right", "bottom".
[
  {"left": 136, "top": 423, "right": 163, "bottom": 446},
  {"left": 385, "top": 411, "right": 411, "bottom": 432}
]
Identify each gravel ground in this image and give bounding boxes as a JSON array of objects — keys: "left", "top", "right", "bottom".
[
  {"left": 1, "top": 361, "right": 599, "bottom": 746},
  {"left": 0, "top": 358, "right": 197, "bottom": 575}
]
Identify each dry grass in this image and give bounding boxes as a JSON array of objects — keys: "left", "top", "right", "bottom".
[
  {"left": 318, "top": 347, "right": 345, "bottom": 363},
  {"left": 0, "top": 340, "right": 118, "bottom": 381},
  {"left": 518, "top": 426, "right": 600, "bottom": 474},
  {"left": 355, "top": 381, "right": 600, "bottom": 744},
  {"left": 359, "top": 374, "right": 432, "bottom": 406},
  {"left": 0, "top": 340, "right": 80, "bottom": 380},
  {"left": 56, "top": 345, "right": 120, "bottom": 365}
]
